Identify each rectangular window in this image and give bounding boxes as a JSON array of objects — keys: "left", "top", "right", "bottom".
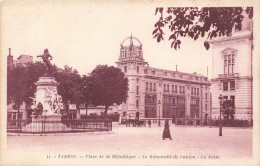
[
  {"left": 172, "top": 85, "right": 174, "bottom": 93},
  {"left": 136, "top": 86, "right": 139, "bottom": 95},
  {"left": 136, "top": 100, "right": 139, "bottom": 107},
  {"left": 205, "top": 104, "right": 208, "bottom": 111},
  {"left": 175, "top": 85, "right": 177, "bottom": 93},
  {"left": 183, "top": 86, "right": 185, "bottom": 94},
  {"left": 137, "top": 66, "right": 139, "bottom": 73},
  {"left": 153, "top": 83, "right": 156, "bottom": 91},
  {"left": 179, "top": 86, "right": 182, "bottom": 94},
  {"left": 224, "top": 54, "right": 235, "bottom": 74},
  {"left": 230, "top": 80, "right": 235, "bottom": 90},
  {"left": 124, "top": 66, "right": 127, "bottom": 73},
  {"left": 193, "top": 99, "right": 197, "bottom": 105},
  {"left": 167, "top": 85, "right": 169, "bottom": 92},
  {"left": 191, "top": 87, "right": 193, "bottom": 95},
  {"left": 146, "top": 82, "right": 148, "bottom": 90},
  {"left": 206, "top": 93, "right": 207, "bottom": 100},
  {"left": 223, "top": 82, "right": 228, "bottom": 91},
  {"left": 197, "top": 88, "right": 199, "bottom": 95},
  {"left": 150, "top": 83, "right": 152, "bottom": 91},
  {"left": 178, "top": 98, "right": 185, "bottom": 105}
]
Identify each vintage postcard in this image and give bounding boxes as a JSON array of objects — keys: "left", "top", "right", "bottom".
[{"left": 1, "top": 0, "right": 260, "bottom": 166}]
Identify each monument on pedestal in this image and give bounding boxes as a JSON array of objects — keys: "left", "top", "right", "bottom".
[{"left": 25, "top": 49, "right": 70, "bottom": 132}]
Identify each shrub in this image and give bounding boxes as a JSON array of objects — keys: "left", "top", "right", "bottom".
[{"left": 208, "top": 119, "right": 249, "bottom": 127}]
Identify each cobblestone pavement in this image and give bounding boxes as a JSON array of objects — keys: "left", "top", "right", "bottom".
[{"left": 5, "top": 124, "right": 253, "bottom": 165}]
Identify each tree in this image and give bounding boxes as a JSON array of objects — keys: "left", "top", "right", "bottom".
[
  {"left": 153, "top": 7, "right": 253, "bottom": 50},
  {"left": 7, "top": 65, "right": 27, "bottom": 123},
  {"left": 81, "top": 75, "right": 95, "bottom": 117},
  {"left": 8, "top": 62, "right": 47, "bottom": 124},
  {"left": 86, "top": 65, "right": 128, "bottom": 115},
  {"left": 24, "top": 62, "right": 47, "bottom": 104},
  {"left": 221, "top": 99, "right": 235, "bottom": 120},
  {"left": 7, "top": 62, "right": 84, "bottom": 120},
  {"left": 53, "top": 65, "right": 84, "bottom": 119}
]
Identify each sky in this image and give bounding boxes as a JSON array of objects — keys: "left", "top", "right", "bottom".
[{"left": 1, "top": 1, "right": 212, "bottom": 78}]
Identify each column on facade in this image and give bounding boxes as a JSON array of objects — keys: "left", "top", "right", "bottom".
[{"left": 185, "top": 84, "right": 191, "bottom": 118}]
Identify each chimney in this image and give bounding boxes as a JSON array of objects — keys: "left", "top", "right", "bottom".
[
  {"left": 8, "top": 48, "right": 11, "bottom": 56},
  {"left": 7, "top": 48, "right": 14, "bottom": 68}
]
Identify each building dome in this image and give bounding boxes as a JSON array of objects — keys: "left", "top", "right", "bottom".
[
  {"left": 121, "top": 35, "right": 142, "bottom": 47},
  {"left": 119, "top": 35, "right": 143, "bottom": 59}
]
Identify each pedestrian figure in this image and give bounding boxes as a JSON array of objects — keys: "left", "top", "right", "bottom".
[
  {"left": 148, "top": 120, "right": 151, "bottom": 128},
  {"left": 134, "top": 117, "right": 139, "bottom": 127},
  {"left": 162, "top": 120, "right": 172, "bottom": 140},
  {"left": 126, "top": 119, "right": 130, "bottom": 127}
]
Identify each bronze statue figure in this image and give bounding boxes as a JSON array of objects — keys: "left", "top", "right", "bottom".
[{"left": 37, "top": 49, "right": 53, "bottom": 75}]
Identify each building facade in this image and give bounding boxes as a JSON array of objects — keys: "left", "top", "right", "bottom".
[
  {"left": 17, "top": 54, "right": 33, "bottom": 66},
  {"left": 115, "top": 36, "right": 211, "bottom": 122},
  {"left": 209, "top": 12, "right": 253, "bottom": 121},
  {"left": 7, "top": 48, "right": 33, "bottom": 68}
]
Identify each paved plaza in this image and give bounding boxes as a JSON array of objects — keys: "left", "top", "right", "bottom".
[{"left": 5, "top": 124, "right": 253, "bottom": 165}]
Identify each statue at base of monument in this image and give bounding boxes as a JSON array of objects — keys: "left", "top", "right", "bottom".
[
  {"left": 44, "top": 87, "right": 62, "bottom": 115},
  {"left": 32, "top": 102, "right": 43, "bottom": 117},
  {"left": 37, "top": 49, "right": 53, "bottom": 75}
]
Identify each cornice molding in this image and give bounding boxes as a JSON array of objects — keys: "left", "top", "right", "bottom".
[
  {"left": 145, "top": 75, "right": 211, "bottom": 86},
  {"left": 209, "top": 34, "right": 251, "bottom": 45}
]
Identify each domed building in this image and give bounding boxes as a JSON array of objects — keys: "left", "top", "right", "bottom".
[{"left": 115, "top": 35, "right": 211, "bottom": 124}]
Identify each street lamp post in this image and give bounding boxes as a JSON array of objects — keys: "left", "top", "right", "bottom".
[
  {"left": 158, "top": 100, "right": 161, "bottom": 127},
  {"left": 17, "top": 108, "right": 20, "bottom": 131},
  {"left": 218, "top": 94, "right": 223, "bottom": 136}
]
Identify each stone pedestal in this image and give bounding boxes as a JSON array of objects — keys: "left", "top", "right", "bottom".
[
  {"left": 24, "top": 115, "right": 70, "bottom": 132},
  {"left": 34, "top": 76, "right": 61, "bottom": 115},
  {"left": 25, "top": 76, "right": 70, "bottom": 132}
]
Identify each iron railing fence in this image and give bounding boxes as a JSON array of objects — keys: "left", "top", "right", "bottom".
[
  {"left": 7, "top": 119, "right": 112, "bottom": 133},
  {"left": 175, "top": 118, "right": 204, "bottom": 125},
  {"left": 62, "top": 119, "right": 112, "bottom": 131},
  {"left": 7, "top": 119, "right": 32, "bottom": 132},
  {"left": 175, "top": 118, "right": 252, "bottom": 127}
]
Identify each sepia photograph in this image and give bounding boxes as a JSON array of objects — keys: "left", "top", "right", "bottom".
[{"left": 1, "top": 0, "right": 260, "bottom": 166}]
